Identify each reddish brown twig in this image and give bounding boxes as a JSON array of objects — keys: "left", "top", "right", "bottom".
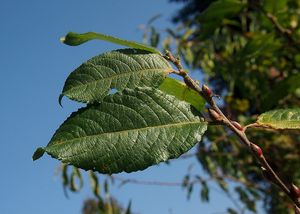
[{"left": 164, "top": 51, "right": 300, "bottom": 210}]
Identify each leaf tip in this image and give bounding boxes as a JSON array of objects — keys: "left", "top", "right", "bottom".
[
  {"left": 60, "top": 36, "right": 66, "bottom": 44},
  {"left": 32, "top": 147, "right": 45, "bottom": 161},
  {"left": 58, "top": 94, "right": 64, "bottom": 107},
  {"left": 60, "top": 32, "right": 82, "bottom": 46},
  {"left": 125, "top": 200, "right": 132, "bottom": 214}
]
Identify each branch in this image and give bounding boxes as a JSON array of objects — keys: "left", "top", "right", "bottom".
[
  {"left": 164, "top": 51, "right": 300, "bottom": 210},
  {"left": 111, "top": 175, "right": 182, "bottom": 187},
  {"left": 110, "top": 173, "right": 261, "bottom": 190},
  {"left": 261, "top": 10, "right": 300, "bottom": 51},
  {"left": 266, "top": 13, "right": 293, "bottom": 37},
  {"left": 110, "top": 172, "right": 263, "bottom": 213}
]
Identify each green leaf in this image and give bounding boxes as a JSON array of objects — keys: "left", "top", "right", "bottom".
[
  {"left": 199, "top": 0, "right": 246, "bottom": 38},
  {"left": 70, "top": 166, "right": 83, "bottom": 192},
  {"left": 104, "top": 179, "right": 109, "bottom": 195},
  {"left": 125, "top": 201, "right": 132, "bottom": 214},
  {"left": 227, "top": 208, "right": 238, "bottom": 214},
  {"left": 89, "top": 171, "right": 101, "bottom": 199},
  {"left": 60, "top": 49, "right": 172, "bottom": 104},
  {"left": 235, "top": 186, "right": 256, "bottom": 212},
  {"left": 187, "top": 184, "right": 193, "bottom": 200},
  {"left": 263, "top": 0, "right": 287, "bottom": 15},
  {"left": 200, "top": 0, "right": 245, "bottom": 21},
  {"left": 256, "top": 108, "right": 300, "bottom": 129},
  {"left": 159, "top": 77, "right": 205, "bottom": 112},
  {"left": 239, "top": 33, "right": 281, "bottom": 60},
  {"left": 61, "top": 164, "right": 69, "bottom": 197},
  {"left": 182, "top": 175, "right": 190, "bottom": 188},
  {"left": 263, "top": 73, "right": 300, "bottom": 110},
  {"left": 200, "top": 181, "right": 209, "bottom": 202},
  {"left": 150, "top": 27, "right": 160, "bottom": 48},
  {"left": 32, "top": 147, "right": 45, "bottom": 160},
  {"left": 61, "top": 32, "right": 161, "bottom": 54},
  {"left": 37, "top": 87, "right": 207, "bottom": 174}
]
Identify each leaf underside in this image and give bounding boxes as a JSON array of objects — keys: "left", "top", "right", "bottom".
[
  {"left": 38, "top": 87, "right": 207, "bottom": 174},
  {"left": 60, "top": 49, "right": 172, "bottom": 104},
  {"left": 257, "top": 108, "right": 300, "bottom": 129},
  {"left": 159, "top": 77, "right": 206, "bottom": 112}
]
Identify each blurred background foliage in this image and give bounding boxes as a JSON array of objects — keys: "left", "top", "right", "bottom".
[
  {"left": 162, "top": 0, "right": 300, "bottom": 213},
  {"left": 59, "top": 0, "right": 300, "bottom": 213}
]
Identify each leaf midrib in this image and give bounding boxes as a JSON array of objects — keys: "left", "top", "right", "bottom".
[
  {"left": 49, "top": 120, "right": 203, "bottom": 147},
  {"left": 257, "top": 120, "right": 300, "bottom": 127}
]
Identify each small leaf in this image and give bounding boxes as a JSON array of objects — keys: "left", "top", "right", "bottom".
[
  {"left": 61, "top": 49, "right": 172, "bottom": 104},
  {"left": 263, "top": 73, "right": 300, "bottom": 110},
  {"left": 227, "top": 208, "right": 238, "bottom": 214},
  {"left": 89, "top": 171, "right": 101, "bottom": 199},
  {"left": 182, "top": 175, "right": 190, "bottom": 188},
  {"left": 147, "top": 14, "right": 162, "bottom": 26},
  {"left": 159, "top": 77, "right": 205, "bottom": 112},
  {"left": 187, "top": 184, "right": 193, "bottom": 200},
  {"left": 200, "top": 182, "right": 209, "bottom": 202},
  {"left": 239, "top": 33, "right": 281, "bottom": 60},
  {"left": 104, "top": 179, "right": 109, "bottom": 196},
  {"left": 61, "top": 164, "right": 69, "bottom": 197},
  {"left": 150, "top": 27, "right": 160, "bottom": 48},
  {"left": 216, "top": 179, "right": 228, "bottom": 192},
  {"left": 256, "top": 108, "right": 300, "bottom": 129},
  {"left": 61, "top": 32, "right": 161, "bottom": 54},
  {"left": 235, "top": 186, "right": 256, "bottom": 212},
  {"left": 70, "top": 166, "right": 83, "bottom": 192},
  {"left": 62, "top": 164, "right": 69, "bottom": 186},
  {"left": 199, "top": 0, "right": 246, "bottom": 38},
  {"left": 32, "top": 147, "right": 45, "bottom": 160},
  {"left": 125, "top": 200, "right": 132, "bottom": 214},
  {"left": 200, "top": 0, "right": 245, "bottom": 21},
  {"left": 36, "top": 87, "right": 207, "bottom": 174},
  {"left": 263, "top": 0, "right": 287, "bottom": 15}
]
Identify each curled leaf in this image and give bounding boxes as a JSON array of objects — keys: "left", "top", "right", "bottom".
[
  {"left": 61, "top": 32, "right": 161, "bottom": 54},
  {"left": 89, "top": 171, "right": 101, "bottom": 199}
]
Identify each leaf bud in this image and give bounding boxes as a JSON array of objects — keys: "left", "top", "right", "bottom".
[
  {"left": 231, "top": 121, "right": 244, "bottom": 131},
  {"left": 202, "top": 84, "right": 212, "bottom": 97},
  {"left": 208, "top": 108, "right": 222, "bottom": 121},
  {"left": 291, "top": 184, "right": 300, "bottom": 199},
  {"left": 251, "top": 143, "right": 263, "bottom": 158}
]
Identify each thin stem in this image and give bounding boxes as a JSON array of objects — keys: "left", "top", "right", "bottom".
[
  {"left": 258, "top": 7, "right": 300, "bottom": 52},
  {"left": 266, "top": 12, "right": 293, "bottom": 37},
  {"left": 164, "top": 51, "right": 300, "bottom": 209}
]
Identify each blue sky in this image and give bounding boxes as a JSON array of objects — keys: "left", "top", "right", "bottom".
[{"left": 0, "top": 1, "right": 253, "bottom": 213}]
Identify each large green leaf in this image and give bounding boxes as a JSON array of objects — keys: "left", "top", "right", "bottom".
[
  {"left": 159, "top": 77, "right": 205, "bottom": 112},
  {"left": 34, "top": 87, "right": 207, "bottom": 174},
  {"left": 256, "top": 108, "right": 300, "bottom": 129},
  {"left": 61, "top": 32, "right": 161, "bottom": 54},
  {"left": 60, "top": 49, "right": 172, "bottom": 104}
]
